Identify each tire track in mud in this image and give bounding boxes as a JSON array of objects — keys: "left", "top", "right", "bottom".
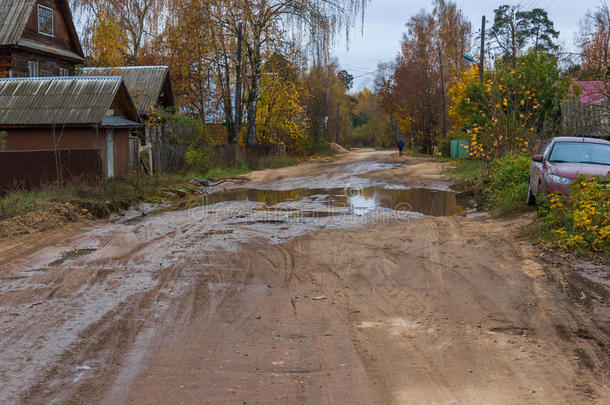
[
  {"left": 18, "top": 264, "right": 185, "bottom": 404},
  {"left": 1, "top": 151, "right": 608, "bottom": 404}
]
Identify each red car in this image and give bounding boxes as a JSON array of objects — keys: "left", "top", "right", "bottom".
[{"left": 527, "top": 136, "right": 610, "bottom": 205}]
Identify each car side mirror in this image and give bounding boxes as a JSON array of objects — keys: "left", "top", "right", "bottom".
[{"left": 532, "top": 154, "right": 543, "bottom": 162}]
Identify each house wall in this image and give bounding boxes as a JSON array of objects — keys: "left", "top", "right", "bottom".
[
  {"left": 0, "top": 0, "right": 80, "bottom": 78},
  {"left": 0, "top": 49, "right": 11, "bottom": 78},
  {"left": 7, "top": 48, "right": 75, "bottom": 77},
  {"left": 1, "top": 127, "right": 131, "bottom": 178},
  {"left": 22, "top": 0, "right": 77, "bottom": 54}
]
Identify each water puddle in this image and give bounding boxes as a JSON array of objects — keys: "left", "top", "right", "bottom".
[{"left": 199, "top": 187, "right": 463, "bottom": 217}]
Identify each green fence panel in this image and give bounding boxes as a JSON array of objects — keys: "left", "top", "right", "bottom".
[{"left": 450, "top": 140, "right": 469, "bottom": 158}]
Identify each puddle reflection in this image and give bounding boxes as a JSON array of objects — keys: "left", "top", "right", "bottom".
[{"left": 202, "top": 187, "right": 463, "bottom": 217}]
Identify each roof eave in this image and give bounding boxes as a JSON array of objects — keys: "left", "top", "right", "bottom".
[{"left": 16, "top": 39, "right": 85, "bottom": 62}]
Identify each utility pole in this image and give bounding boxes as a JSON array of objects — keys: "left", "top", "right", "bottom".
[
  {"left": 439, "top": 48, "right": 447, "bottom": 140},
  {"left": 479, "top": 15, "right": 486, "bottom": 84},
  {"left": 234, "top": 23, "right": 243, "bottom": 161}
]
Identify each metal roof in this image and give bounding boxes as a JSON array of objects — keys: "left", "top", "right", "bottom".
[
  {"left": 100, "top": 115, "right": 141, "bottom": 128},
  {"left": 81, "top": 66, "right": 173, "bottom": 115},
  {"left": 0, "top": 76, "right": 137, "bottom": 126},
  {"left": 0, "top": 0, "right": 35, "bottom": 45}
]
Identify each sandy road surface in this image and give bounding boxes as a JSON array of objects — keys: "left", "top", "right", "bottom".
[{"left": 0, "top": 150, "right": 608, "bottom": 404}]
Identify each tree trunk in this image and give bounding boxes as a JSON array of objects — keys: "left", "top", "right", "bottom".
[
  {"left": 224, "top": 57, "right": 234, "bottom": 140},
  {"left": 247, "top": 50, "right": 262, "bottom": 147}
]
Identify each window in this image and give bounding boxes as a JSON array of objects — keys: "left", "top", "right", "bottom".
[
  {"left": 37, "top": 5, "right": 53, "bottom": 37},
  {"left": 58, "top": 68, "right": 69, "bottom": 76},
  {"left": 28, "top": 61, "right": 39, "bottom": 77},
  {"left": 549, "top": 142, "right": 610, "bottom": 166}
]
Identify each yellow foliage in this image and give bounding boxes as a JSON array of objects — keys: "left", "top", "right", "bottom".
[
  {"left": 448, "top": 65, "right": 478, "bottom": 129},
  {"left": 257, "top": 67, "right": 309, "bottom": 153},
  {"left": 542, "top": 176, "right": 610, "bottom": 253},
  {"left": 89, "top": 12, "right": 128, "bottom": 67}
]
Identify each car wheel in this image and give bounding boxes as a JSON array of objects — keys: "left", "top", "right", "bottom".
[{"left": 526, "top": 183, "right": 536, "bottom": 206}]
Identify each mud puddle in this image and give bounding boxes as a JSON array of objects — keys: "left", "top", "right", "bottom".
[{"left": 199, "top": 186, "right": 464, "bottom": 217}]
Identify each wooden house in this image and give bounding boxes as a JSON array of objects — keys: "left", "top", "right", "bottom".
[
  {"left": 0, "top": 76, "right": 142, "bottom": 186},
  {"left": 0, "top": 0, "right": 84, "bottom": 78}
]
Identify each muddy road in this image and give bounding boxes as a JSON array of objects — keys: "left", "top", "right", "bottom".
[{"left": 0, "top": 150, "right": 608, "bottom": 404}]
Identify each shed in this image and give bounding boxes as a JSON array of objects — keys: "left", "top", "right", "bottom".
[{"left": 0, "top": 76, "right": 142, "bottom": 181}]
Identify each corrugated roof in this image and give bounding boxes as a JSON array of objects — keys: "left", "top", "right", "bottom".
[
  {"left": 81, "top": 66, "right": 172, "bottom": 115},
  {"left": 0, "top": 0, "right": 36, "bottom": 45},
  {"left": 0, "top": 76, "right": 130, "bottom": 126}
]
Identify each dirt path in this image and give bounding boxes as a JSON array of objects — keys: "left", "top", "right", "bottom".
[{"left": 0, "top": 150, "right": 608, "bottom": 404}]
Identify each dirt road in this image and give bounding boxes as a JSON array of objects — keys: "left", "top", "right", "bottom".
[{"left": 0, "top": 150, "right": 608, "bottom": 404}]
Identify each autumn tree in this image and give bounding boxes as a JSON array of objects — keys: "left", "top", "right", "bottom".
[
  {"left": 72, "top": 0, "right": 166, "bottom": 64},
  {"left": 577, "top": 2, "right": 610, "bottom": 78},
  {"left": 347, "top": 88, "right": 393, "bottom": 147},
  {"left": 211, "top": 0, "right": 369, "bottom": 147},
  {"left": 379, "top": 1, "right": 471, "bottom": 154},
  {"left": 489, "top": 5, "right": 559, "bottom": 65},
  {"left": 88, "top": 11, "right": 129, "bottom": 66},
  {"left": 433, "top": 0, "right": 471, "bottom": 76},
  {"left": 257, "top": 54, "right": 309, "bottom": 153},
  {"left": 155, "top": 0, "right": 231, "bottom": 124},
  {"left": 449, "top": 50, "right": 569, "bottom": 159},
  {"left": 304, "top": 62, "right": 352, "bottom": 148}
]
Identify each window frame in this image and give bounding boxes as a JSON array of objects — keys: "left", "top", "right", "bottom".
[
  {"left": 58, "top": 67, "right": 69, "bottom": 76},
  {"left": 37, "top": 5, "right": 54, "bottom": 37},
  {"left": 28, "top": 60, "right": 39, "bottom": 77}
]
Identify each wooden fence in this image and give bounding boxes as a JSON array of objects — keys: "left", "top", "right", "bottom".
[{"left": 0, "top": 149, "right": 102, "bottom": 191}]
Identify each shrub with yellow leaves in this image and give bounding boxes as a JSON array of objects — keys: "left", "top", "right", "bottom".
[
  {"left": 448, "top": 49, "right": 570, "bottom": 160},
  {"left": 538, "top": 175, "right": 610, "bottom": 256}
]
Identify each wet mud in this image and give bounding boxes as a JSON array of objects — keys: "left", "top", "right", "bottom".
[{"left": 0, "top": 150, "right": 608, "bottom": 404}]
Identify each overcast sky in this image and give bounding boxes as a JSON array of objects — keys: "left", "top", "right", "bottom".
[{"left": 332, "top": 0, "right": 602, "bottom": 92}]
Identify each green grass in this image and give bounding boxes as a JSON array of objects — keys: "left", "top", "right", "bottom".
[
  {"left": 204, "top": 162, "right": 251, "bottom": 179},
  {"left": 0, "top": 175, "right": 197, "bottom": 221},
  {"left": 446, "top": 158, "right": 486, "bottom": 192},
  {"left": 447, "top": 155, "right": 531, "bottom": 213},
  {"left": 0, "top": 153, "right": 304, "bottom": 221},
  {"left": 259, "top": 155, "right": 299, "bottom": 169}
]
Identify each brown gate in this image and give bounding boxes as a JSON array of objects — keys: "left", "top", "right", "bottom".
[{"left": 0, "top": 149, "right": 102, "bottom": 191}]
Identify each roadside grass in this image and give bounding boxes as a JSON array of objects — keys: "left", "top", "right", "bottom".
[
  {"left": 447, "top": 154, "right": 531, "bottom": 213},
  {"left": 201, "top": 160, "right": 251, "bottom": 179},
  {"left": 0, "top": 153, "right": 305, "bottom": 222},
  {"left": 0, "top": 175, "right": 199, "bottom": 221},
  {"left": 259, "top": 154, "right": 299, "bottom": 169},
  {"left": 450, "top": 155, "right": 609, "bottom": 262}
]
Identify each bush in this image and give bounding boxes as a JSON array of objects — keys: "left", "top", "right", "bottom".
[
  {"left": 301, "top": 136, "right": 331, "bottom": 156},
  {"left": 482, "top": 154, "right": 530, "bottom": 211},
  {"left": 448, "top": 154, "right": 530, "bottom": 211},
  {"left": 537, "top": 176, "right": 610, "bottom": 256},
  {"left": 184, "top": 145, "right": 213, "bottom": 174}
]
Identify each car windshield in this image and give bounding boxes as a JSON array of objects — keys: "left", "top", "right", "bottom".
[{"left": 549, "top": 142, "right": 610, "bottom": 165}]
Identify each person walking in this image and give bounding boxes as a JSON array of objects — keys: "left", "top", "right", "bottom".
[{"left": 397, "top": 138, "right": 405, "bottom": 156}]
